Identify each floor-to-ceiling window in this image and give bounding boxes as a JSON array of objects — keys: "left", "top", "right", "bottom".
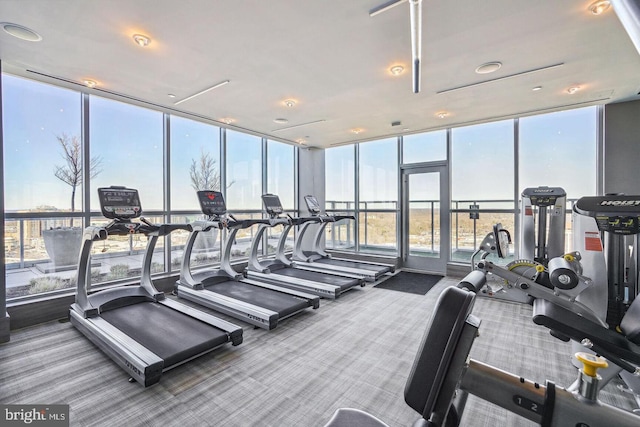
[
  {"left": 170, "top": 115, "right": 222, "bottom": 269},
  {"left": 266, "top": 140, "right": 296, "bottom": 255},
  {"left": 2, "top": 74, "right": 299, "bottom": 301},
  {"left": 450, "top": 120, "right": 516, "bottom": 263},
  {"left": 358, "top": 138, "right": 398, "bottom": 255},
  {"left": 325, "top": 145, "right": 356, "bottom": 250},
  {"left": 403, "top": 130, "right": 447, "bottom": 163},
  {"left": 89, "top": 96, "right": 165, "bottom": 282},
  {"left": 2, "top": 75, "right": 82, "bottom": 297}
]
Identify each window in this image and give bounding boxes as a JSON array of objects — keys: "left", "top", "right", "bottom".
[
  {"left": 451, "top": 120, "right": 515, "bottom": 262},
  {"left": 325, "top": 145, "right": 355, "bottom": 211},
  {"left": 3, "top": 75, "right": 83, "bottom": 298},
  {"left": 403, "top": 130, "right": 446, "bottom": 164},
  {"left": 325, "top": 145, "right": 356, "bottom": 250},
  {"left": 519, "top": 106, "right": 598, "bottom": 254},
  {"left": 358, "top": 138, "right": 398, "bottom": 254},
  {"left": 266, "top": 140, "right": 295, "bottom": 210}
]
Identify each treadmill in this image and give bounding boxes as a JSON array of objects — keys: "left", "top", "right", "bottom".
[
  {"left": 244, "top": 194, "right": 363, "bottom": 299},
  {"left": 69, "top": 186, "right": 243, "bottom": 387},
  {"left": 291, "top": 195, "right": 395, "bottom": 281},
  {"left": 175, "top": 190, "right": 320, "bottom": 330}
]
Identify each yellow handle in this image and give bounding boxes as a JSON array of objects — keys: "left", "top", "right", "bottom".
[
  {"left": 563, "top": 254, "right": 575, "bottom": 262},
  {"left": 575, "top": 352, "right": 608, "bottom": 377}
]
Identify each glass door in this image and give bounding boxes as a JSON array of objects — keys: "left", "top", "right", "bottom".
[{"left": 401, "top": 165, "right": 449, "bottom": 273}]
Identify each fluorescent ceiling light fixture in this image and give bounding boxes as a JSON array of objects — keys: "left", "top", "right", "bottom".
[
  {"left": 532, "top": 86, "right": 543, "bottom": 91},
  {"left": 273, "top": 119, "right": 326, "bottom": 132},
  {"left": 1, "top": 22, "right": 42, "bottom": 41},
  {"left": 589, "top": 1, "right": 611, "bottom": 15},
  {"left": 174, "top": 80, "right": 230, "bottom": 105},
  {"left": 369, "top": 0, "right": 407, "bottom": 17},
  {"left": 132, "top": 34, "right": 151, "bottom": 47},
  {"left": 475, "top": 62, "right": 502, "bottom": 74},
  {"left": 283, "top": 99, "right": 296, "bottom": 107},
  {"left": 390, "top": 65, "right": 405, "bottom": 75},
  {"left": 409, "top": 0, "right": 422, "bottom": 93},
  {"left": 566, "top": 86, "right": 581, "bottom": 94},
  {"left": 437, "top": 63, "right": 564, "bottom": 94},
  {"left": 83, "top": 79, "right": 97, "bottom": 88}
]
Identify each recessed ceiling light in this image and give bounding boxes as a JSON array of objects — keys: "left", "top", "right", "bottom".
[
  {"left": 350, "top": 128, "right": 364, "bottom": 134},
  {"left": 220, "top": 118, "right": 235, "bottom": 125},
  {"left": 295, "top": 138, "right": 306, "bottom": 145},
  {"left": 532, "top": 86, "right": 543, "bottom": 91},
  {"left": 389, "top": 65, "right": 405, "bottom": 76},
  {"left": 436, "top": 111, "right": 449, "bottom": 119},
  {"left": 168, "top": 93, "right": 176, "bottom": 98},
  {"left": 132, "top": 34, "right": 151, "bottom": 47},
  {"left": 589, "top": 0, "right": 611, "bottom": 15},
  {"left": 567, "top": 86, "right": 581, "bottom": 94},
  {"left": 1, "top": 23, "right": 42, "bottom": 41},
  {"left": 475, "top": 61, "right": 502, "bottom": 74},
  {"left": 273, "top": 118, "right": 289, "bottom": 124},
  {"left": 283, "top": 99, "right": 296, "bottom": 108},
  {"left": 83, "top": 80, "right": 97, "bottom": 88}
]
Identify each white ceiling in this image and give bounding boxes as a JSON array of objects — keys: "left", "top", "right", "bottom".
[{"left": 1, "top": 0, "right": 640, "bottom": 148}]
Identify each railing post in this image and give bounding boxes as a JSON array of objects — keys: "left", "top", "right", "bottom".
[
  {"left": 19, "top": 219, "right": 25, "bottom": 268},
  {"left": 364, "top": 201, "right": 368, "bottom": 248}
]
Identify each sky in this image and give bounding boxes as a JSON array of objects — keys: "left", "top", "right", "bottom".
[
  {"left": 3, "top": 73, "right": 597, "bottom": 214},
  {"left": 2, "top": 74, "right": 295, "bottom": 213}
]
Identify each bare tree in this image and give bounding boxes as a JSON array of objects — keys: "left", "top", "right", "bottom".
[
  {"left": 189, "top": 148, "right": 234, "bottom": 191},
  {"left": 54, "top": 133, "right": 102, "bottom": 227}
]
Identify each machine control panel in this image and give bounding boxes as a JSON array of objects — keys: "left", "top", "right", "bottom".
[
  {"left": 575, "top": 195, "right": 640, "bottom": 234},
  {"left": 304, "top": 195, "right": 321, "bottom": 215},
  {"left": 521, "top": 186, "right": 566, "bottom": 207},
  {"left": 98, "top": 186, "right": 141, "bottom": 219},
  {"left": 197, "top": 190, "right": 227, "bottom": 216},
  {"left": 262, "top": 194, "right": 284, "bottom": 216}
]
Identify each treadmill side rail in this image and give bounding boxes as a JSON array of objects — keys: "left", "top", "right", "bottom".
[
  {"left": 160, "top": 298, "right": 244, "bottom": 345},
  {"left": 69, "top": 308, "right": 164, "bottom": 387}
]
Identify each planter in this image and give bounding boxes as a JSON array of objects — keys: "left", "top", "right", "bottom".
[{"left": 42, "top": 227, "right": 83, "bottom": 270}]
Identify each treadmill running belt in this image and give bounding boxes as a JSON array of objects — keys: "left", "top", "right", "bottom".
[
  {"left": 101, "top": 302, "right": 229, "bottom": 367},
  {"left": 204, "top": 280, "right": 310, "bottom": 318},
  {"left": 273, "top": 267, "right": 359, "bottom": 290}
]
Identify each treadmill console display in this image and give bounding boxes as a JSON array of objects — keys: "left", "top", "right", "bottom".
[
  {"left": 197, "top": 191, "right": 227, "bottom": 216},
  {"left": 522, "top": 186, "right": 566, "bottom": 207},
  {"left": 304, "top": 195, "right": 321, "bottom": 215},
  {"left": 262, "top": 194, "right": 283, "bottom": 215},
  {"left": 98, "top": 186, "right": 141, "bottom": 219},
  {"left": 574, "top": 195, "right": 640, "bottom": 235}
]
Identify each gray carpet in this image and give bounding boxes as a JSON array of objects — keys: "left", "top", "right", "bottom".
[{"left": 0, "top": 278, "right": 635, "bottom": 426}]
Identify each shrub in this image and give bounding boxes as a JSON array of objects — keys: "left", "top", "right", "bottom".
[
  {"left": 108, "top": 264, "right": 131, "bottom": 280},
  {"left": 28, "top": 276, "right": 69, "bottom": 294}
]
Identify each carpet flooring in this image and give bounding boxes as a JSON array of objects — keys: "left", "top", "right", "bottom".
[
  {"left": 374, "top": 271, "right": 443, "bottom": 295},
  {"left": 0, "top": 276, "right": 636, "bottom": 426}
]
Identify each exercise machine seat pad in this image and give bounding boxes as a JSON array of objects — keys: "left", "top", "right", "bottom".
[
  {"left": 323, "top": 408, "right": 389, "bottom": 427},
  {"left": 404, "top": 286, "right": 476, "bottom": 419},
  {"left": 621, "top": 296, "right": 640, "bottom": 345}
]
